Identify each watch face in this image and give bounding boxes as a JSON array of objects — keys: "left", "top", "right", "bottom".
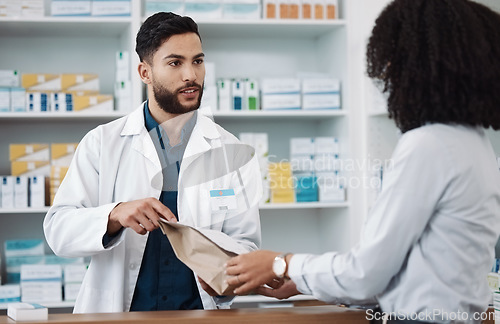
[{"left": 273, "top": 257, "right": 286, "bottom": 277}]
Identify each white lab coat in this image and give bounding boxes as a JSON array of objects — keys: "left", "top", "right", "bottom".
[{"left": 43, "top": 103, "right": 262, "bottom": 313}]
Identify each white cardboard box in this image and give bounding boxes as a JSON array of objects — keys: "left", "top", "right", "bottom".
[{"left": 7, "top": 302, "right": 48, "bottom": 321}]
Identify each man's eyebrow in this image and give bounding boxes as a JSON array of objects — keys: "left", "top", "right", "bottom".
[{"left": 163, "top": 53, "right": 205, "bottom": 60}]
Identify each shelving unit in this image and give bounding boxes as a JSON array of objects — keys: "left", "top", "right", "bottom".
[{"left": 0, "top": 0, "right": 373, "bottom": 312}]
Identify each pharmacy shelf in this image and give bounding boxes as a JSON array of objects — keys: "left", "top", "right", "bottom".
[
  {"left": 0, "top": 110, "right": 346, "bottom": 122},
  {"left": 0, "top": 112, "right": 126, "bottom": 121},
  {"left": 0, "top": 203, "right": 347, "bottom": 214},
  {"left": 138, "top": 18, "right": 347, "bottom": 39},
  {"left": 0, "top": 207, "right": 50, "bottom": 214},
  {"left": 212, "top": 110, "right": 346, "bottom": 120},
  {"left": 259, "top": 202, "right": 348, "bottom": 209},
  {"left": 0, "top": 17, "right": 132, "bottom": 37}
]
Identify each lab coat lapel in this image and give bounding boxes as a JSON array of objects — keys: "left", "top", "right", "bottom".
[
  {"left": 121, "top": 104, "right": 163, "bottom": 191},
  {"left": 179, "top": 113, "right": 221, "bottom": 181}
]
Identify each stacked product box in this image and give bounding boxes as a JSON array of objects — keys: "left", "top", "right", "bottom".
[
  {"left": 239, "top": 133, "right": 269, "bottom": 204},
  {"left": 269, "top": 162, "right": 295, "bottom": 203},
  {"left": 217, "top": 78, "right": 231, "bottom": 111},
  {"left": 0, "top": 0, "right": 44, "bottom": 17},
  {"left": 91, "top": 0, "right": 131, "bottom": 16},
  {"left": 314, "top": 137, "right": 344, "bottom": 202},
  {"left": 145, "top": 0, "right": 184, "bottom": 16},
  {"left": 115, "top": 51, "right": 132, "bottom": 112},
  {"left": 301, "top": 78, "right": 341, "bottom": 110},
  {"left": 62, "top": 263, "right": 87, "bottom": 301},
  {"left": 0, "top": 70, "right": 25, "bottom": 112},
  {"left": 51, "top": 0, "right": 92, "bottom": 16},
  {"left": 261, "top": 78, "right": 301, "bottom": 110},
  {"left": 185, "top": 0, "right": 222, "bottom": 20},
  {"left": 4, "top": 240, "right": 45, "bottom": 284},
  {"left": 21, "top": 73, "right": 113, "bottom": 113},
  {"left": 290, "top": 137, "right": 344, "bottom": 202},
  {"left": 20, "top": 264, "right": 63, "bottom": 303},
  {"left": 0, "top": 285, "right": 21, "bottom": 308},
  {"left": 263, "top": 0, "right": 337, "bottom": 19},
  {"left": 9, "top": 144, "right": 50, "bottom": 208},
  {"left": 50, "top": 143, "right": 77, "bottom": 204},
  {"left": 222, "top": 0, "right": 260, "bottom": 19},
  {"left": 290, "top": 138, "right": 317, "bottom": 202}
]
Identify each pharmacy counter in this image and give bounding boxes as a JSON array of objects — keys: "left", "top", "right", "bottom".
[{"left": 0, "top": 305, "right": 369, "bottom": 324}]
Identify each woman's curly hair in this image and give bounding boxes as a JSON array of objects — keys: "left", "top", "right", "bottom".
[{"left": 367, "top": 0, "right": 500, "bottom": 133}]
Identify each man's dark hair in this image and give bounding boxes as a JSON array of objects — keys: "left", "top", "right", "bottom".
[
  {"left": 136, "top": 12, "right": 201, "bottom": 64},
  {"left": 366, "top": 0, "right": 500, "bottom": 133}
]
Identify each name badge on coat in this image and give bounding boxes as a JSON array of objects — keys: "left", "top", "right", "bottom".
[{"left": 210, "top": 189, "right": 237, "bottom": 212}]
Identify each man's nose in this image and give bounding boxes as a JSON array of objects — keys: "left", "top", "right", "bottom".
[{"left": 182, "top": 65, "right": 197, "bottom": 82}]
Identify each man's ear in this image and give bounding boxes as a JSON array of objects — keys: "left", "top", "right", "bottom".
[{"left": 138, "top": 61, "right": 152, "bottom": 85}]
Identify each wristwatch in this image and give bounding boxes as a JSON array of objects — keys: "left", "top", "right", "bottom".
[{"left": 272, "top": 253, "right": 290, "bottom": 278}]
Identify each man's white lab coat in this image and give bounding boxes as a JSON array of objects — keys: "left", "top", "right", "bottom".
[{"left": 43, "top": 104, "right": 262, "bottom": 313}]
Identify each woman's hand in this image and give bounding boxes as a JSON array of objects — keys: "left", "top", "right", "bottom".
[
  {"left": 225, "top": 250, "right": 282, "bottom": 295},
  {"left": 256, "top": 279, "right": 300, "bottom": 300}
]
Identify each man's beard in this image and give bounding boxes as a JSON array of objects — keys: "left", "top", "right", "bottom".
[{"left": 152, "top": 79, "right": 204, "bottom": 114}]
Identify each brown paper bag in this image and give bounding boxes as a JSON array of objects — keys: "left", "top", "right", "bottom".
[{"left": 158, "top": 220, "right": 245, "bottom": 296}]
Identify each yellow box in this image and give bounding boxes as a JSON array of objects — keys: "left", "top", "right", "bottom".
[
  {"left": 271, "top": 190, "right": 295, "bottom": 203},
  {"left": 11, "top": 161, "right": 50, "bottom": 176},
  {"left": 10, "top": 144, "right": 49, "bottom": 162},
  {"left": 61, "top": 74, "right": 99, "bottom": 92},
  {"left": 51, "top": 166, "right": 69, "bottom": 180},
  {"left": 22, "top": 73, "right": 61, "bottom": 91},
  {"left": 51, "top": 143, "right": 78, "bottom": 166},
  {"left": 74, "top": 94, "right": 113, "bottom": 112}
]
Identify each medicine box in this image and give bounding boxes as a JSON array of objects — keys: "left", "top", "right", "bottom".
[
  {"left": 7, "top": 302, "right": 48, "bottom": 322},
  {"left": 14, "top": 176, "right": 29, "bottom": 208},
  {"left": 11, "top": 161, "right": 51, "bottom": 177},
  {"left": 91, "top": 0, "right": 131, "bottom": 16},
  {"left": 10, "top": 144, "right": 49, "bottom": 162},
  {"left": 0, "top": 284, "right": 21, "bottom": 305},
  {"left": 73, "top": 94, "right": 113, "bottom": 112},
  {"left": 184, "top": 0, "right": 222, "bottom": 20},
  {"left": 64, "top": 283, "right": 81, "bottom": 301},
  {"left": 0, "top": 70, "right": 19, "bottom": 87},
  {"left": 29, "top": 175, "right": 47, "bottom": 207},
  {"left": 222, "top": 0, "right": 260, "bottom": 19},
  {"left": 51, "top": 143, "right": 78, "bottom": 166},
  {"left": 231, "top": 79, "right": 244, "bottom": 110},
  {"left": 290, "top": 138, "right": 315, "bottom": 155},
  {"left": 0, "top": 88, "right": 10, "bottom": 112},
  {"left": 11, "top": 88, "right": 26, "bottom": 112},
  {"left": 263, "top": 0, "right": 276, "bottom": 18},
  {"left": 62, "top": 73, "right": 99, "bottom": 92},
  {"left": 314, "top": 137, "right": 339, "bottom": 155},
  {"left": 21, "top": 264, "right": 63, "bottom": 303},
  {"left": 50, "top": 92, "right": 73, "bottom": 112},
  {"left": 4, "top": 239, "right": 44, "bottom": 258},
  {"left": 26, "top": 92, "right": 50, "bottom": 112},
  {"left": 244, "top": 79, "right": 259, "bottom": 110},
  {"left": 22, "top": 74, "right": 61, "bottom": 91},
  {"left": 6, "top": 256, "right": 45, "bottom": 284},
  {"left": 217, "top": 78, "right": 231, "bottom": 111},
  {"left": 51, "top": 0, "right": 91, "bottom": 16},
  {"left": 63, "top": 264, "right": 87, "bottom": 283},
  {"left": 1, "top": 176, "right": 15, "bottom": 209},
  {"left": 145, "top": 0, "right": 184, "bottom": 16}
]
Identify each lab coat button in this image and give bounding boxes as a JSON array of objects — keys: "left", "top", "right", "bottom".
[{"left": 129, "top": 263, "right": 137, "bottom": 270}]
